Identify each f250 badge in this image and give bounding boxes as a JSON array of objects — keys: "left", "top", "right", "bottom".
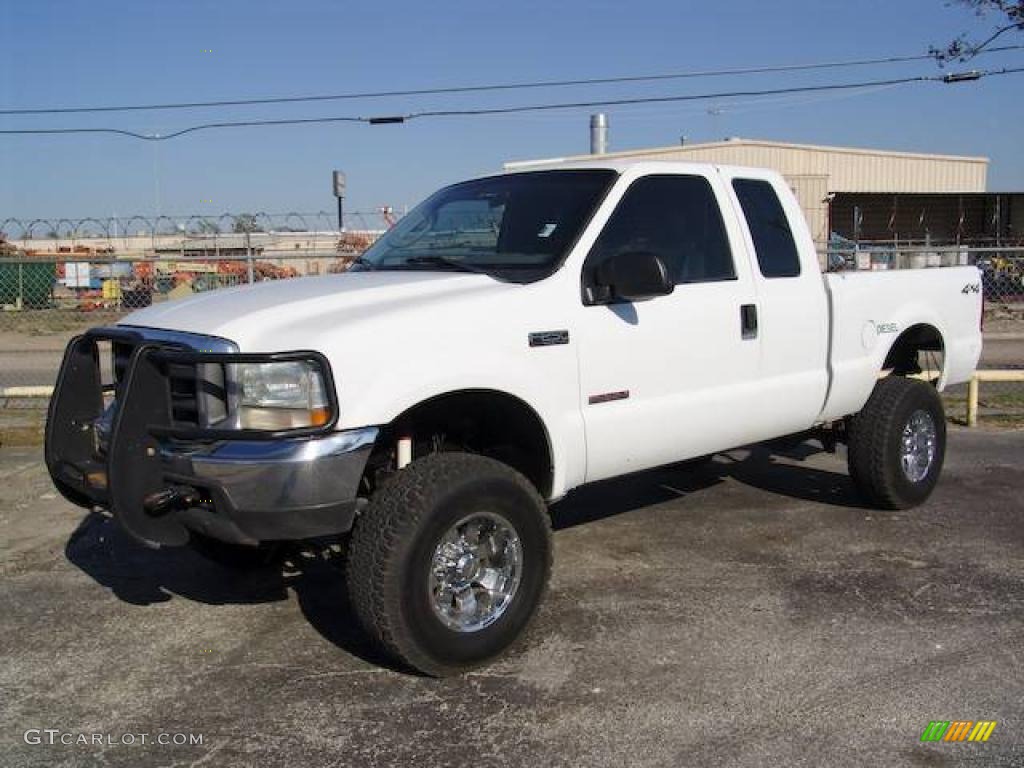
[
  {"left": 528, "top": 330, "right": 570, "bottom": 347},
  {"left": 962, "top": 283, "right": 981, "bottom": 294}
]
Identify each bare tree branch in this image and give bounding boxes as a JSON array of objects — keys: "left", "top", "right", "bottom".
[{"left": 933, "top": 1, "right": 1024, "bottom": 62}]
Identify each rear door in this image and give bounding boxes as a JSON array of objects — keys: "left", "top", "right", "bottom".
[
  {"left": 575, "top": 170, "right": 769, "bottom": 483},
  {"left": 723, "top": 170, "right": 830, "bottom": 433}
]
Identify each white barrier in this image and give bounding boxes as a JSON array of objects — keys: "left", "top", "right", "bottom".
[
  {"left": 967, "top": 370, "right": 1024, "bottom": 427},
  {"left": 0, "top": 385, "right": 54, "bottom": 398}
]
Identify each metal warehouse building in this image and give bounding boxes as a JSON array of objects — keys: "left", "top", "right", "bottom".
[{"left": 506, "top": 138, "right": 990, "bottom": 248}]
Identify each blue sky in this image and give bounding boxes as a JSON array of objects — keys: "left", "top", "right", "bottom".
[{"left": 1, "top": 0, "right": 1022, "bottom": 224}]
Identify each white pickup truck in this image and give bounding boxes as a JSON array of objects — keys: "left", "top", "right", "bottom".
[{"left": 46, "top": 161, "right": 983, "bottom": 675}]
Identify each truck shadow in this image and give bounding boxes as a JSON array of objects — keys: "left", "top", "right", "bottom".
[
  {"left": 552, "top": 441, "right": 871, "bottom": 530},
  {"left": 63, "top": 440, "right": 866, "bottom": 669},
  {"left": 721, "top": 443, "right": 874, "bottom": 509},
  {"left": 63, "top": 511, "right": 396, "bottom": 670}
]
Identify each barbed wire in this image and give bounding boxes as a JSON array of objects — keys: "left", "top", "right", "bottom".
[{"left": 0, "top": 210, "right": 393, "bottom": 239}]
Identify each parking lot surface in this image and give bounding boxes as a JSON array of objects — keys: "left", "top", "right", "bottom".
[{"left": 2, "top": 428, "right": 1022, "bottom": 767}]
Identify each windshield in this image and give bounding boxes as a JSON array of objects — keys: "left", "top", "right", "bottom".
[{"left": 353, "top": 170, "right": 617, "bottom": 282}]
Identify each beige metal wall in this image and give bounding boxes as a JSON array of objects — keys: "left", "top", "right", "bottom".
[
  {"left": 507, "top": 139, "right": 989, "bottom": 246},
  {"left": 617, "top": 140, "right": 989, "bottom": 194}
]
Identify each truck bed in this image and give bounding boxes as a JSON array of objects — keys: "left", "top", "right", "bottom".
[{"left": 819, "top": 266, "right": 983, "bottom": 423}]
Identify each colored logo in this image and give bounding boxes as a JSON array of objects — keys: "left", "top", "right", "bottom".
[{"left": 920, "top": 721, "right": 997, "bottom": 742}]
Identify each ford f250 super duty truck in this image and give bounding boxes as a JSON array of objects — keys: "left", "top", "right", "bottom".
[{"left": 46, "top": 161, "right": 983, "bottom": 675}]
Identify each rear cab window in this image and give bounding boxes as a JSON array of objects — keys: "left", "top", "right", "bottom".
[{"left": 732, "top": 179, "right": 801, "bottom": 278}]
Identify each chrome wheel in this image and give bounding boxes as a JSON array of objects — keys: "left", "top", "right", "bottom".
[
  {"left": 429, "top": 512, "right": 523, "bottom": 633},
  {"left": 901, "top": 409, "right": 937, "bottom": 483}
]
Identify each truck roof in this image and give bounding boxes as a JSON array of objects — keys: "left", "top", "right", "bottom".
[{"left": 501, "top": 157, "right": 780, "bottom": 179}]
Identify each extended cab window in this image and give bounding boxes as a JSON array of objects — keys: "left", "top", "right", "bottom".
[
  {"left": 733, "top": 179, "right": 801, "bottom": 278},
  {"left": 586, "top": 175, "right": 735, "bottom": 286}
]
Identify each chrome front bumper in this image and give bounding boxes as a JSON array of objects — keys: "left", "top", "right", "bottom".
[{"left": 157, "top": 428, "right": 378, "bottom": 545}]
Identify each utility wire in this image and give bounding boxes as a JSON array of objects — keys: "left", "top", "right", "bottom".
[
  {"left": 0, "top": 115, "right": 367, "bottom": 141},
  {"left": 2, "top": 45, "right": 1023, "bottom": 116},
  {"left": 1, "top": 67, "right": 1021, "bottom": 141},
  {"left": 409, "top": 75, "right": 932, "bottom": 118}
]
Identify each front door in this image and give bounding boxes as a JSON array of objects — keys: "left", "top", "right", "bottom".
[{"left": 576, "top": 172, "right": 764, "bottom": 483}]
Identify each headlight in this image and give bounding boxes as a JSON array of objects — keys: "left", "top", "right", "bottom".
[{"left": 235, "top": 360, "right": 331, "bottom": 430}]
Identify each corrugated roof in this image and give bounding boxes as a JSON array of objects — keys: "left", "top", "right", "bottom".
[{"left": 505, "top": 138, "right": 989, "bottom": 170}]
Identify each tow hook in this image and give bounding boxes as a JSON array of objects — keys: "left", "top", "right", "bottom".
[{"left": 143, "top": 488, "right": 200, "bottom": 517}]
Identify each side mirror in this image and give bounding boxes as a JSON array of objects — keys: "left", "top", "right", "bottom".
[{"left": 590, "top": 251, "right": 674, "bottom": 304}]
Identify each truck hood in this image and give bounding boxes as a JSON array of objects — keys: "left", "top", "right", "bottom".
[{"left": 119, "top": 270, "right": 514, "bottom": 350}]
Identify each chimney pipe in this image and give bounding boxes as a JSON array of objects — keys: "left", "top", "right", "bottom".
[{"left": 590, "top": 113, "right": 608, "bottom": 155}]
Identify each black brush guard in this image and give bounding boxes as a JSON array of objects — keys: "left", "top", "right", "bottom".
[{"left": 44, "top": 328, "right": 364, "bottom": 548}]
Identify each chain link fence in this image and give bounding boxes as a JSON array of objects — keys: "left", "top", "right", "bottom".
[
  {"left": 824, "top": 244, "right": 1024, "bottom": 297},
  {"left": 0, "top": 251, "right": 357, "bottom": 391},
  {"left": 825, "top": 245, "right": 1024, "bottom": 330},
  {"left": 943, "top": 377, "right": 1024, "bottom": 426}
]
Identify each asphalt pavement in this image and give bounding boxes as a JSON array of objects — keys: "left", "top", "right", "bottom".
[{"left": 1, "top": 428, "right": 1022, "bottom": 767}]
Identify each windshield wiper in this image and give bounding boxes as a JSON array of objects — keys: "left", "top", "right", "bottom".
[
  {"left": 349, "top": 255, "right": 376, "bottom": 270},
  {"left": 401, "top": 255, "right": 499, "bottom": 277}
]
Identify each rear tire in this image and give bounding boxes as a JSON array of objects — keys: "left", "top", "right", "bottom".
[
  {"left": 847, "top": 376, "right": 946, "bottom": 509},
  {"left": 346, "top": 452, "right": 552, "bottom": 677}
]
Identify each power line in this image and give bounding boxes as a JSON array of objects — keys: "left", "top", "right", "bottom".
[
  {"left": 409, "top": 75, "right": 927, "bottom": 118},
  {"left": 2, "top": 45, "right": 1023, "bottom": 117},
  {"left": 0, "top": 115, "right": 367, "bottom": 141},
  {"left": 1, "top": 67, "right": 1021, "bottom": 141}
]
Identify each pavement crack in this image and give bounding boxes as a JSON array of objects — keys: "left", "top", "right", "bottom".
[{"left": 288, "top": 668, "right": 390, "bottom": 684}]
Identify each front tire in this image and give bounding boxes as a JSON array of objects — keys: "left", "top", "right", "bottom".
[
  {"left": 346, "top": 452, "right": 552, "bottom": 676},
  {"left": 847, "top": 376, "right": 946, "bottom": 509}
]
